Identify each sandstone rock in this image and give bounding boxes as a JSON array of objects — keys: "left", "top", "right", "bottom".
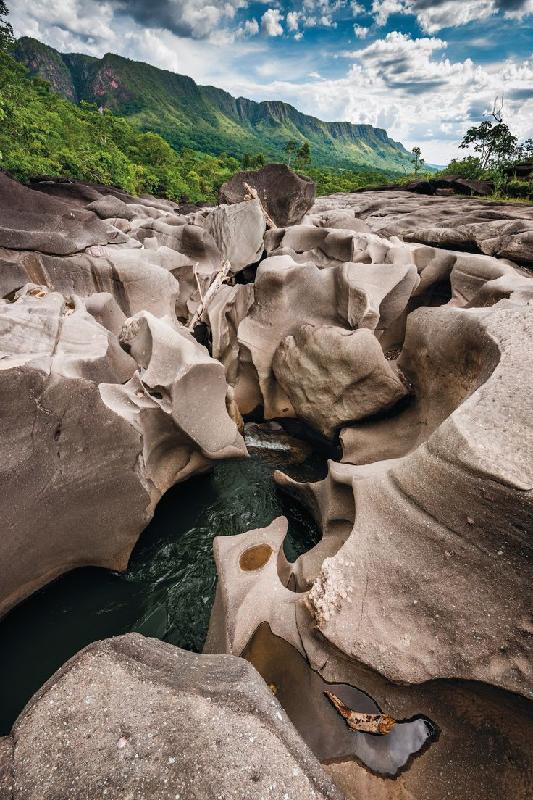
[
  {"left": 236, "top": 255, "right": 417, "bottom": 418},
  {"left": 87, "top": 196, "right": 136, "bottom": 221},
  {"left": 0, "top": 290, "right": 146, "bottom": 617},
  {"left": 405, "top": 177, "right": 494, "bottom": 196},
  {"left": 101, "top": 311, "right": 247, "bottom": 500},
  {"left": 0, "top": 293, "right": 246, "bottom": 617},
  {"left": 306, "top": 190, "right": 533, "bottom": 267},
  {"left": 0, "top": 172, "right": 125, "bottom": 255},
  {"left": 205, "top": 518, "right": 302, "bottom": 656},
  {"left": 0, "top": 248, "right": 180, "bottom": 321},
  {"left": 273, "top": 325, "right": 408, "bottom": 438},
  {"left": 290, "top": 302, "right": 533, "bottom": 697},
  {"left": 192, "top": 199, "right": 266, "bottom": 273},
  {"left": 4, "top": 633, "right": 342, "bottom": 800},
  {"left": 220, "top": 163, "right": 316, "bottom": 227},
  {"left": 207, "top": 283, "right": 254, "bottom": 386},
  {"left": 265, "top": 225, "right": 359, "bottom": 267}
]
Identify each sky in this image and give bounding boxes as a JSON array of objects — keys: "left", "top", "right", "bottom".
[{"left": 9, "top": 0, "right": 533, "bottom": 164}]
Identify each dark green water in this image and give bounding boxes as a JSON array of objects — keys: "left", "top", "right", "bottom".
[{"left": 0, "top": 433, "right": 326, "bottom": 735}]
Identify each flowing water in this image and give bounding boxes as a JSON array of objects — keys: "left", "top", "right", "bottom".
[
  {"left": 0, "top": 424, "right": 435, "bottom": 778},
  {"left": 0, "top": 425, "right": 326, "bottom": 735}
]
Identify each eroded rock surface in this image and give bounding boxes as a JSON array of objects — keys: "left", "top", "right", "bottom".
[
  {"left": 273, "top": 325, "right": 407, "bottom": 438},
  {"left": 3, "top": 174, "right": 533, "bottom": 800},
  {"left": 2, "top": 633, "right": 342, "bottom": 800},
  {"left": 0, "top": 289, "right": 245, "bottom": 618},
  {"left": 310, "top": 190, "right": 533, "bottom": 266},
  {"left": 205, "top": 189, "right": 533, "bottom": 800}
]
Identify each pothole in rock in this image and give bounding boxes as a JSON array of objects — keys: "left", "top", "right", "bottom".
[
  {"left": 0, "top": 425, "right": 326, "bottom": 735},
  {"left": 243, "top": 623, "right": 437, "bottom": 778},
  {"left": 239, "top": 544, "right": 274, "bottom": 571}
]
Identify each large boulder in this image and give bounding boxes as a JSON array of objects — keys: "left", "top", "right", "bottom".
[
  {"left": 220, "top": 163, "right": 316, "bottom": 227},
  {"left": 272, "top": 324, "right": 408, "bottom": 438},
  {"left": 236, "top": 255, "right": 417, "bottom": 418},
  {"left": 405, "top": 176, "right": 494, "bottom": 196},
  {"left": 190, "top": 199, "right": 266, "bottom": 273},
  {"left": 3, "top": 633, "right": 342, "bottom": 800}
]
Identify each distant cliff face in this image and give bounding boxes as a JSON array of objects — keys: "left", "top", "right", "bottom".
[{"left": 15, "top": 37, "right": 411, "bottom": 172}]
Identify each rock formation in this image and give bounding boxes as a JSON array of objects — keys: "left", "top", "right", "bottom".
[
  {"left": 1, "top": 633, "right": 342, "bottom": 800},
  {"left": 220, "top": 163, "right": 316, "bottom": 227},
  {"left": 205, "top": 188, "right": 533, "bottom": 799},
  {"left": 0, "top": 288, "right": 246, "bottom": 618},
  {"left": 2, "top": 171, "right": 533, "bottom": 800},
  {"left": 0, "top": 174, "right": 258, "bottom": 618}
]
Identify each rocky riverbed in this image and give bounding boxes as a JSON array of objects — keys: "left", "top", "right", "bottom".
[{"left": 0, "top": 165, "right": 532, "bottom": 799}]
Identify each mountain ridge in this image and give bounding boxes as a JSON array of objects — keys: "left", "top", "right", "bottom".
[{"left": 14, "top": 36, "right": 411, "bottom": 173}]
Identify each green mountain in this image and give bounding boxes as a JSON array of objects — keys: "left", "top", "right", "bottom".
[{"left": 14, "top": 36, "right": 412, "bottom": 173}]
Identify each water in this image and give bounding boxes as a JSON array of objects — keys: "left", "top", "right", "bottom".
[
  {"left": 0, "top": 428, "right": 326, "bottom": 735},
  {"left": 244, "top": 623, "right": 437, "bottom": 778}
]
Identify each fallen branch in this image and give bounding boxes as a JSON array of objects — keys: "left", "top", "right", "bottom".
[
  {"left": 325, "top": 691, "right": 396, "bottom": 735},
  {"left": 187, "top": 259, "right": 232, "bottom": 331}
]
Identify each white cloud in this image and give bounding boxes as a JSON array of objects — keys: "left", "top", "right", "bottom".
[
  {"left": 287, "top": 11, "right": 300, "bottom": 32},
  {"left": 354, "top": 24, "right": 369, "bottom": 37},
  {"left": 227, "top": 32, "right": 533, "bottom": 163},
  {"left": 371, "top": 0, "right": 408, "bottom": 27},
  {"left": 261, "top": 8, "right": 284, "bottom": 36},
  {"left": 294, "top": 31, "right": 304, "bottom": 39},
  {"left": 370, "top": 0, "right": 533, "bottom": 32},
  {"left": 237, "top": 17, "right": 259, "bottom": 37}
]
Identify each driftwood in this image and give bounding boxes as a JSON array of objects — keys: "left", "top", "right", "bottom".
[
  {"left": 187, "top": 259, "right": 232, "bottom": 331},
  {"left": 325, "top": 691, "right": 396, "bottom": 735},
  {"left": 243, "top": 182, "right": 277, "bottom": 229}
]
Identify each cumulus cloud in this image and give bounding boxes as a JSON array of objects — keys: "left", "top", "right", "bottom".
[
  {"left": 354, "top": 24, "right": 369, "bottom": 37},
  {"left": 230, "top": 31, "right": 533, "bottom": 162},
  {"left": 286, "top": 10, "right": 301, "bottom": 31},
  {"left": 261, "top": 8, "right": 284, "bottom": 36},
  {"left": 9, "top": 0, "right": 252, "bottom": 43},
  {"left": 237, "top": 17, "right": 259, "bottom": 37},
  {"left": 370, "top": 0, "right": 533, "bottom": 32},
  {"left": 105, "top": 0, "right": 248, "bottom": 39}
]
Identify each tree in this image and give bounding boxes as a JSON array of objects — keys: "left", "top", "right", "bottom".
[
  {"left": 0, "top": 1, "right": 13, "bottom": 52},
  {"left": 515, "top": 138, "right": 533, "bottom": 162},
  {"left": 295, "top": 141, "right": 311, "bottom": 171},
  {"left": 411, "top": 146, "right": 424, "bottom": 175},
  {"left": 242, "top": 152, "right": 265, "bottom": 170},
  {"left": 459, "top": 98, "right": 517, "bottom": 169},
  {"left": 284, "top": 140, "right": 299, "bottom": 167}
]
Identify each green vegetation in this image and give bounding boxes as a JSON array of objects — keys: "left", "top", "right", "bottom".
[
  {"left": 305, "top": 166, "right": 394, "bottom": 195},
  {"left": 433, "top": 99, "right": 533, "bottom": 200},
  {"left": 0, "top": 45, "right": 400, "bottom": 203},
  {"left": 14, "top": 35, "right": 414, "bottom": 174},
  {"left": 0, "top": 50, "right": 243, "bottom": 203}
]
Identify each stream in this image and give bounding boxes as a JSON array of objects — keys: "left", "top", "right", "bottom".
[
  {"left": 0, "top": 424, "right": 325, "bottom": 736},
  {"left": 0, "top": 424, "right": 435, "bottom": 777}
]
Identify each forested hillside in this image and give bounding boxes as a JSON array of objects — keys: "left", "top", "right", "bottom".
[
  {"left": 15, "top": 36, "right": 412, "bottom": 173},
  {"left": 0, "top": 48, "right": 397, "bottom": 203},
  {"left": 0, "top": 50, "right": 245, "bottom": 202}
]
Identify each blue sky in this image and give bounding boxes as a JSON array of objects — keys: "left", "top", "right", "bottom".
[{"left": 10, "top": 0, "right": 533, "bottom": 163}]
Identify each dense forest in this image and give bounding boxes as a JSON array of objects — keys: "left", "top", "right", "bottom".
[{"left": 0, "top": 48, "right": 400, "bottom": 203}]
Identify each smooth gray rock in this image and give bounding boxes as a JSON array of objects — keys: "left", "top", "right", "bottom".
[
  {"left": 5, "top": 634, "right": 343, "bottom": 800},
  {"left": 0, "top": 172, "right": 125, "bottom": 255}
]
